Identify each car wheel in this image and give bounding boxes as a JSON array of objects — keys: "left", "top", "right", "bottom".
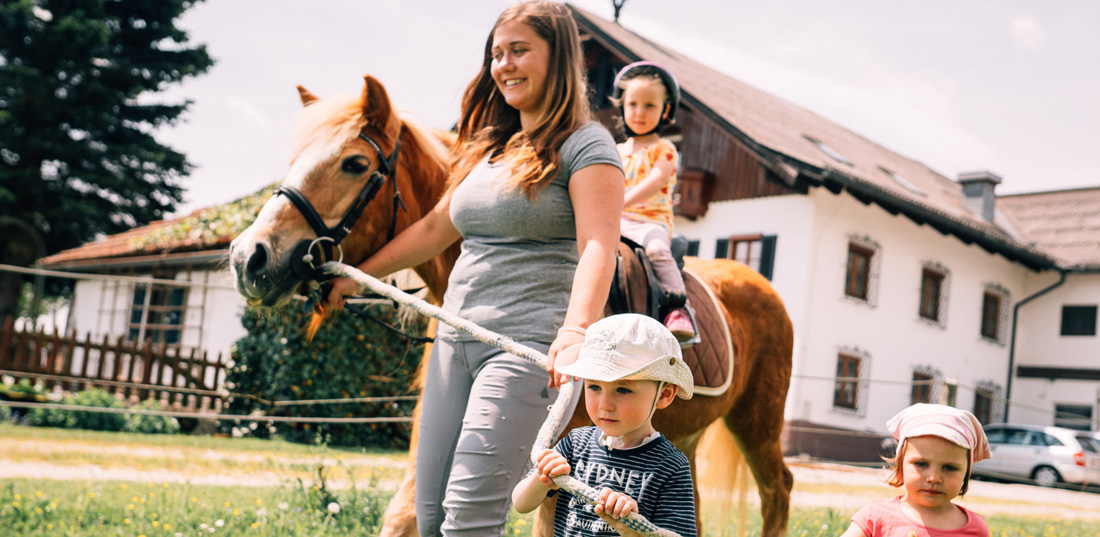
[{"left": 1032, "top": 466, "right": 1061, "bottom": 487}]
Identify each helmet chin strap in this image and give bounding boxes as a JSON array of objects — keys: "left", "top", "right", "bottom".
[{"left": 599, "top": 381, "right": 667, "bottom": 451}]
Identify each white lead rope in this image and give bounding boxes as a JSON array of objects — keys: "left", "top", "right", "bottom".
[{"left": 323, "top": 261, "right": 681, "bottom": 537}]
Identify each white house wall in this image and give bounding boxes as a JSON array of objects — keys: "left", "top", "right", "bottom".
[
  {"left": 675, "top": 188, "right": 1065, "bottom": 438},
  {"left": 1011, "top": 272, "right": 1100, "bottom": 428},
  {"left": 67, "top": 268, "right": 247, "bottom": 363}
]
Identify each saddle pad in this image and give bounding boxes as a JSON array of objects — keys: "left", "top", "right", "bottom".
[{"left": 681, "top": 268, "right": 734, "bottom": 396}]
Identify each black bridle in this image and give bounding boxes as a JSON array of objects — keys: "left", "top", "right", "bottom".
[
  {"left": 275, "top": 130, "right": 405, "bottom": 279},
  {"left": 273, "top": 129, "right": 431, "bottom": 343}
]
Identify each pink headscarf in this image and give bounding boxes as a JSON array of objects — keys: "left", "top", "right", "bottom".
[{"left": 887, "top": 403, "right": 991, "bottom": 471}]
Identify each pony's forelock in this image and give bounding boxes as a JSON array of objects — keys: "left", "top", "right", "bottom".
[{"left": 291, "top": 94, "right": 369, "bottom": 163}]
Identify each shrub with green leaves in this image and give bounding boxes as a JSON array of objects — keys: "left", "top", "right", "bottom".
[
  {"left": 28, "top": 388, "right": 127, "bottom": 431},
  {"left": 125, "top": 399, "right": 181, "bottom": 434},
  {"left": 223, "top": 302, "right": 426, "bottom": 448}
]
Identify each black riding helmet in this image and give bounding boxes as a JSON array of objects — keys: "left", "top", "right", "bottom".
[{"left": 611, "top": 61, "right": 681, "bottom": 137}]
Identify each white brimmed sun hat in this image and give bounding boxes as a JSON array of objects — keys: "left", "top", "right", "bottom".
[{"left": 557, "top": 313, "right": 694, "bottom": 399}]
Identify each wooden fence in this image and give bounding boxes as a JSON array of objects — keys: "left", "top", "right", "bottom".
[{"left": 0, "top": 316, "right": 225, "bottom": 413}]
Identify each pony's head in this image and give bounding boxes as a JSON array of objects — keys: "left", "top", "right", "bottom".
[{"left": 229, "top": 75, "right": 450, "bottom": 308}]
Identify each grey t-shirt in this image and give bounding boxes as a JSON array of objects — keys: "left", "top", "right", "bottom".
[{"left": 439, "top": 122, "right": 622, "bottom": 343}]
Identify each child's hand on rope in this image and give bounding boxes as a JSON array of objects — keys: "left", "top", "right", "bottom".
[
  {"left": 534, "top": 449, "right": 571, "bottom": 490},
  {"left": 594, "top": 488, "right": 642, "bottom": 536}
]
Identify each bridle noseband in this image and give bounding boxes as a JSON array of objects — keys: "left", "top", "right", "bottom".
[{"left": 274, "top": 130, "right": 405, "bottom": 279}]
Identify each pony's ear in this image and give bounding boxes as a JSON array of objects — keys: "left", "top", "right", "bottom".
[
  {"left": 297, "top": 85, "right": 319, "bottom": 107},
  {"left": 361, "top": 75, "right": 401, "bottom": 141}
]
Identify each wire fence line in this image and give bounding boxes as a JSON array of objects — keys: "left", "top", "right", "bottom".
[{"left": 0, "top": 369, "right": 420, "bottom": 407}]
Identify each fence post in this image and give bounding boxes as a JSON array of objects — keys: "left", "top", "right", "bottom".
[
  {"left": 0, "top": 316, "right": 13, "bottom": 370},
  {"left": 95, "top": 334, "right": 111, "bottom": 392},
  {"left": 77, "top": 330, "right": 93, "bottom": 392},
  {"left": 58, "top": 328, "right": 77, "bottom": 392},
  {"left": 44, "top": 327, "right": 61, "bottom": 389}
]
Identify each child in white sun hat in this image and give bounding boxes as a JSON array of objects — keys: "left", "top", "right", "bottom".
[
  {"left": 840, "top": 403, "right": 992, "bottom": 537},
  {"left": 512, "top": 314, "right": 697, "bottom": 537}
]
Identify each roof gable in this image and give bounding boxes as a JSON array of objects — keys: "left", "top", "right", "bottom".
[{"left": 568, "top": 3, "right": 1058, "bottom": 271}]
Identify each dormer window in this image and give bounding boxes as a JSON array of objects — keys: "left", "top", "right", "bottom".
[
  {"left": 879, "top": 166, "right": 925, "bottom": 197},
  {"left": 804, "top": 135, "right": 852, "bottom": 166}
]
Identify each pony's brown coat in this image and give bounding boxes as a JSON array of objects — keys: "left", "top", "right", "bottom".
[{"left": 246, "top": 77, "right": 793, "bottom": 537}]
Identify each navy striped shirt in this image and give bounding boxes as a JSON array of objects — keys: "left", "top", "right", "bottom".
[{"left": 550, "top": 426, "right": 697, "bottom": 537}]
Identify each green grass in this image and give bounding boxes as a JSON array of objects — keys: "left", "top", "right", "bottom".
[
  {"left": 0, "top": 476, "right": 391, "bottom": 536},
  {"left": 2, "top": 422, "right": 1097, "bottom": 536}
]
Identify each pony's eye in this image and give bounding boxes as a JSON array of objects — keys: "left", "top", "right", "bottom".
[{"left": 341, "top": 156, "right": 370, "bottom": 175}]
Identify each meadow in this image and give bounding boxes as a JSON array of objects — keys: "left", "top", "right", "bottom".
[{"left": 1, "top": 422, "right": 1098, "bottom": 536}]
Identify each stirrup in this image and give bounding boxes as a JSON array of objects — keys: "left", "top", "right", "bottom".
[{"left": 677, "top": 304, "right": 701, "bottom": 349}]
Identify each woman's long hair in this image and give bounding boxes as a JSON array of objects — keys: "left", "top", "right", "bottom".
[{"left": 449, "top": 1, "right": 590, "bottom": 199}]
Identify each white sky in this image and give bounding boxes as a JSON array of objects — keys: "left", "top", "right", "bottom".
[{"left": 156, "top": 0, "right": 1100, "bottom": 216}]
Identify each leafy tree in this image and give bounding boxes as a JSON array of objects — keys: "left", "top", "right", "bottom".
[{"left": 0, "top": 0, "right": 213, "bottom": 313}]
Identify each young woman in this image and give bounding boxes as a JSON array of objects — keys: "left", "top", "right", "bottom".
[{"left": 327, "top": 2, "right": 624, "bottom": 535}]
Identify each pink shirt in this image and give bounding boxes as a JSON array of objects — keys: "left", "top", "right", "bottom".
[{"left": 851, "top": 497, "right": 990, "bottom": 537}]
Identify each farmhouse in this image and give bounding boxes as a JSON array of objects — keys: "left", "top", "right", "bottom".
[
  {"left": 27, "top": 3, "right": 1098, "bottom": 461},
  {"left": 569, "top": 4, "right": 1100, "bottom": 459}
]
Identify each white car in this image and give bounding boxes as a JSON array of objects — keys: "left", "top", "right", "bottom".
[{"left": 972, "top": 423, "right": 1100, "bottom": 487}]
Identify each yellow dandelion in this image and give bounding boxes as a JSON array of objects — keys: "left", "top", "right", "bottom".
[
  {"left": 49, "top": 502, "right": 57, "bottom": 509},
  {"left": 255, "top": 498, "right": 263, "bottom": 505},
  {"left": 132, "top": 496, "right": 140, "bottom": 502},
  {"left": 140, "top": 498, "right": 147, "bottom": 504},
  {"left": 35, "top": 491, "right": 44, "bottom": 498},
  {"left": 224, "top": 502, "right": 231, "bottom": 507},
  {"left": 148, "top": 483, "right": 154, "bottom": 488},
  {"left": 121, "top": 484, "right": 128, "bottom": 490},
  {"left": 233, "top": 508, "right": 240, "bottom": 516},
  {"left": 163, "top": 523, "right": 171, "bottom": 530},
  {"left": 151, "top": 513, "right": 158, "bottom": 519},
  {"left": 516, "top": 520, "right": 526, "bottom": 526},
  {"left": 148, "top": 492, "right": 154, "bottom": 498},
  {"left": 35, "top": 507, "right": 43, "bottom": 514},
  {"left": 124, "top": 518, "right": 131, "bottom": 525},
  {"left": 152, "top": 521, "right": 160, "bottom": 528},
  {"left": 162, "top": 483, "right": 169, "bottom": 488},
  {"left": 47, "top": 524, "right": 53, "bottom": 530},
  {"left": 251, "top": 522, "right": 260, "bottom": 529},
  {"left": 190, "top": 497, "right": 197, "bottom": 503},
  {"left": 89, "top": 492, "right": 96, "bottom": 499},
  {"left": 11, "top": 501, "right": 19, "bottom": 508},
  {"left": 127, "top": 504, "right": 135, "bottom": 510},
  {"left": 14, "top": 494, "right": 21, "bottom": 500}
]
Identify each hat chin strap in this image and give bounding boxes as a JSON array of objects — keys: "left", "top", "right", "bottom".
[{"left": 599, "top": 381, "right": 666, "bottom": 451}]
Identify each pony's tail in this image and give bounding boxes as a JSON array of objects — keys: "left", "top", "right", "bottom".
[{"left": 696, "top": 420, "right": 750, "bottom": 537}]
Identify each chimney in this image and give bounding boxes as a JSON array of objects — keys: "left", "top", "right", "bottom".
[{"left": 958, "top": 170, "right": 1002, "bottom": 223}]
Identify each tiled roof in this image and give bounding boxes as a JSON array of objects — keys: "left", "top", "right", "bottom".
[
  {"left": 569, "top": 4, "right": 1059, "bottom": 271},
  {"left": 39, "top": 184, "right": 274, "bottom": 267},
  {"left": 38, "top": 210, "right": 231, "bottom": 266},
  {"left": 998, "top": 187, "right": 1100, "bottom": 270}
]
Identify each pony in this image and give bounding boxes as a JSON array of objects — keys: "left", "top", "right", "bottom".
[{"left": 229, "top": 76, "right": 794, "bottom": 537}]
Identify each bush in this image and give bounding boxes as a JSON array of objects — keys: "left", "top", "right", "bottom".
[
  {"left": 29, "top": 388, "right": 126, "bottom": 431},
  {"left": 223, "top": 302, "right": 427, "bottom": 448},
  {"left": 125, "top": 398, "right": 181, "bottom": 434}
]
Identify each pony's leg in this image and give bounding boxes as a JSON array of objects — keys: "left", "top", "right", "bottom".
[
  {"left": 533, "top": 494, "right": 557, "bottom": 537},
  {"left": 380, "top": 400, "right": 422, "bottom": 537},
  {"left": 724, "top": 403, "right": 793, "bottom": 537}
]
